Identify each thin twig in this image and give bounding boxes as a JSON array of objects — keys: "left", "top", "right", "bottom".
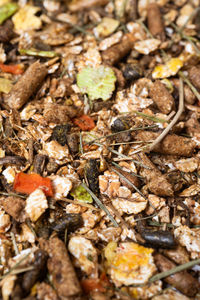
[
  {"left": 79, "top": 132, "right": 84, "bottom": 155},
  {"left": 110, "top": 167, "right": 155, "bottom": 210},
  {"left": 106, "top": 202, "right": 131, "bottom": 230},
  {"left": 148, "top": 220, "right": 174, "bottom": 228},
  {"left": 149, "top": 258, "right": 200, "bottom": 283},
  {"left": 137, "top": 19, "right": 154, "bottom": 38},
  {"left": 148, "top": 78, "right": 184, "bottom": 151},
  {"left": 26, "top": 219, "right": 37, "bottom": 239},
  {"left": 85, "top": 125, "right": 157, "bottom": 145},
  {"left": 112, "top": 161, "right": 143, "bottom": 178},
  {"left": 94, "top": 142, "right": 151, "bottom": 169},
  {"left": 110, "top": 140, "right": 152, "bottom": 146},
  {"left": 58, "top": 198, "right": 100, "bottom": 211},
  {"left": 0, "top": 192, "right": 26, "bottom": 199},
  {"left": 8, "top": 266, "right": 34, "bottom": 276},
  {"left": 10, "top": 232, "right": 19, "bottom": 256},
  {"left": 180, "top": 7, "right": 200, "bottom": 32},
  {"left": 134, "top": 213, "right": 158, "bottom": 222},
  {"left": 0, "top": 252, "right": 31, "bottom": 280},
  {"left": 133, "top": 111, "right": 169, "bottom": 124},
  {"left": 171, "top": 22, "right": 200, "bottom": 56},
  {"left": 81, "top": 183, "right": 119, "bottom": 227}
]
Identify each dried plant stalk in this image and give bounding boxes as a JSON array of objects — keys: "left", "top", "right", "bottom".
[{"left": 5, "top": 61, "right": 47, "bottom": 110}]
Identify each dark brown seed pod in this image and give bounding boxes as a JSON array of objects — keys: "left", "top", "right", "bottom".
[
  {"left": 51, "top": 213, "right": 83, "bottom": 233},
  {"left": 85, "top": 159, "right": 100, "bottom": 194},
  {"left": 22, "top": 249, "right": 48, "bottom": 293},
  {"left": 33, "top": 154, "right": 46, "bottom": 175},
  {"left": 141, "top": 230, "right": 176, "bottom": 248},
  {"left": 66, "top": 133, "right": 79, "bottom": 154},
  {"left": 50, "top": 124, "right": 71, "bottom": 146},
  {"left": 111, "top": 118, "right": 130, "bottom": 133},
  {"left": 122, "top": 64, "right": 143, "bottom": 81}
]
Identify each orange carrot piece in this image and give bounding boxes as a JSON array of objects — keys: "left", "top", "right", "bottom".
[
  {"left": 13, "top": 172, "right": 53, "bottom": 196},
  {"left": 73, "top": 115, "right": 95, "bottom": 131},
  {"left": 0, "top": 63, "right": 24, "bottom": 75}
]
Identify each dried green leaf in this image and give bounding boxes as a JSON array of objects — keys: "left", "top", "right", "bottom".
[
  {"left": 0, "top": 2, "right": 18, "bottom": 25},
  {"left": 71, "top": 185, "right": 93, "bottom": 203},
  {"left": 77, "top": 65, "right": 116, "bottom": 101},
  {"left": 19, "top": 48, "right": 59, "bottom": 58}
]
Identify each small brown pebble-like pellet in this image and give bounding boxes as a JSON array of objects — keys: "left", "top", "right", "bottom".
[
  {"left": 138, "top": 152, "right": 174, "bottom": 197},
  {"left": 147, "top": 3, "right": 165, "bottom": 41},
  {"left": 154, "top": 253, "right": 199, "bottom": 297},
  {"left": 135, "top": 131, "right": 196, "bottom": 157},
  {"left": 149, "top": 80, "right": 174, "bottom": 114},
  {"left": 5, "top": 61, "right": 48, "bottom": 110},
  {"left": 188, "top": 66, "right": 200, "bottom": 89},
  {"left": 1, "top": 196, "right": 25, "bottom": 222},
  {"left": 102, "top": 33, "right": 136, "bottom": 65},
  {"left": 47, "top": 236, "right": 82, "bottom": 299}
]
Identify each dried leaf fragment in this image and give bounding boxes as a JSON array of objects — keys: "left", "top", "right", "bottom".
[
  {"left": 12, "top": 4, "right": 42, "bottom": 32},
  {"left": 0, "top": 77, "right": 12, "bottom": 93},
  {"left": 1, "top": 196, "right": 25, "bottom": 222},
  {"left": 77, "top": 65, "right": 116, "bottom": 101}
]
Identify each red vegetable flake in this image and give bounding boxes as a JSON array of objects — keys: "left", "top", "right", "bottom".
[
  {"left": 81, "top": 279, "right": 106, "bottom": 294},
  {"left": 81, "top": 272, "right": 111, "bottom": 294},
  {"left": 0, "top": 63, "right": 24, "bottom": 75},
  {"left": 13, "top": 172, "right": 53, "bottom": 197},
  {"left": 73, "top": 115, "right": 95, "bottom": 131}
]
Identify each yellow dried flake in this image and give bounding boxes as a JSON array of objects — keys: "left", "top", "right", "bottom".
[
  {"left": 104, "top": 241, "right": 117, "bottom": 266},
  {"left": 105, "top": 242, "right": 156, "bottom": 286},
  {"left": 12, "top": 5, "right": 42, "bottom": 33},
  {"left": 0, "top": 77, "right": 12, "bottom": 93},
  {"left": 152, "top": 58, "right": 183, "bottom": 79}
]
